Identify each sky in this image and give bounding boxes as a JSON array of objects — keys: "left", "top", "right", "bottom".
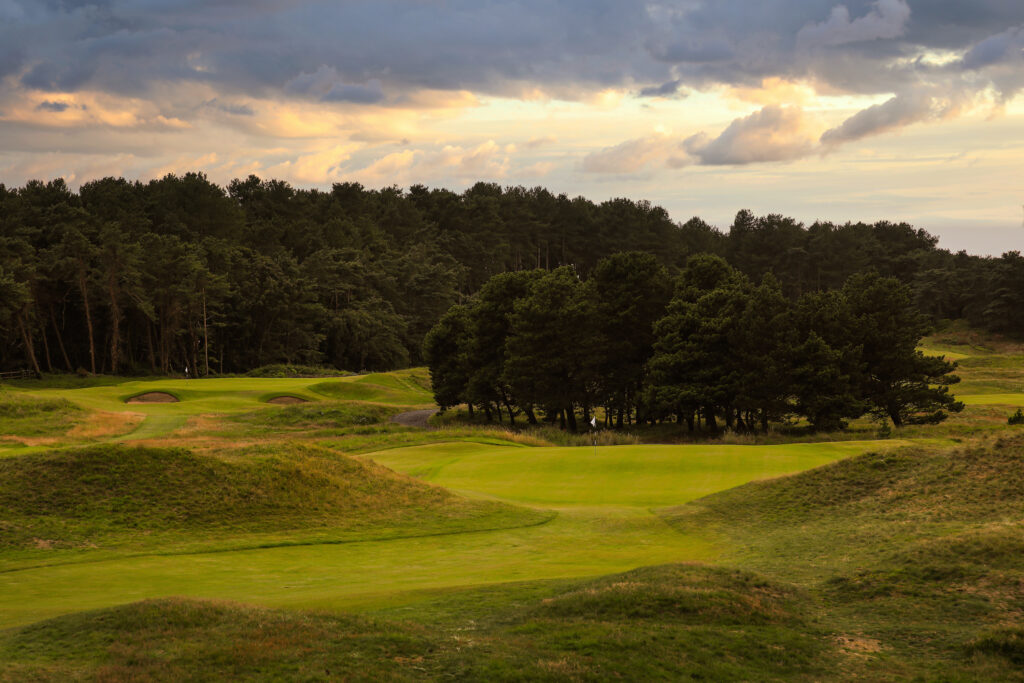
[{"left": 1, "top": 0, "right": 1022, "bottom": 255}]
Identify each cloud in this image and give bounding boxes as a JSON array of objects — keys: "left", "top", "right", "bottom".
[
  {"left": 797, "top": 0, "right": 911, "bottom": 49},
  {"left": 285, "top": 66, "right": 385, "bottom": 104},
  {"left": 820, "top": 91, "right": 947, "bottom": 145},
  {"left": 204, "top": 99, "right": 255, "bottom": 116},
  {"left": 349, "top": 149, "right": 422, "bottom": 183},
  {"left": 638, "top": 79, "right": 684, "bottom": 98},
  {"left": 582, "top": 134, "right": 671, "bottom": 174},
  {"left": 427, "top": 140, "right": 514, "bottom": 179},
  {"left": 36, "top": 100, "right": 70, "bottom": 112},
  {"left": 524, "top": 135, "right": 557, "bottom": 149},
  {"left": 686, "top": 105, "right": 816, "bottom": 164}
]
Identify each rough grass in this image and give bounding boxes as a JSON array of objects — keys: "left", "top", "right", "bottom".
[
  {"left": 230, "top": 402, "right": 396, "bottom": 430},
  {"left": 310, "top": 371, "right": 433, "bottom": 406},
  {"left": 0, "top": 599, "right": 433, "bottom": 682},
  {"left": 0, "top": 443, "right": 550, "bottom": 557},
  {"left": 0, "top": 391, "right": 82, "bottom": 438},
  {"left": 663, "top": 433, "right": 1024, "bottom": 679},
  {"left": 0, "top": 565, "right": 835, "bottom": 682},
  {"left": 245, "top": 364, "right": 352, "bottom": 378}
]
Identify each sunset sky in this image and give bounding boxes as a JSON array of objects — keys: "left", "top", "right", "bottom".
[{"left": 1, "top": 0, "right": 1022, "bottom": 254}]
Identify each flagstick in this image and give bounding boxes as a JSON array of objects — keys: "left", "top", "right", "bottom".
[{"left": 591, "top": 415, "right": 598, "bottom": 457}]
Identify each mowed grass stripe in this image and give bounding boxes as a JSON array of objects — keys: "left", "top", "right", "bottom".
[
  {"left": 0, "top": 506, "right": 714, "bottom": 629},
  {"left": 363, "top": 440, "right": 915, "bottom": 507}
]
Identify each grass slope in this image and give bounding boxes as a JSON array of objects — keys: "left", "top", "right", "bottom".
[
  {"left": 0, "top": 443, "right": 549, "bottom": 561},
  {"left": 0, "top": 391, "right": 82, "bottom": 438},
  {"left": 663, "top": 434, "right": 1024, "bottom": 679},
  {"left": 0, "top": 565, "right": 834, "bottom": 681}
]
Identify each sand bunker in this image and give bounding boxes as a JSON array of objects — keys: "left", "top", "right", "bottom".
[
  {"left": 126, "top": 392, "right": 179, "bottom": 404},
  {"left": 267, "top": 396, "right": 308, "bottom": 405}
]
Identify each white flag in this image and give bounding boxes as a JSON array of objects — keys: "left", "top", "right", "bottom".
[{"left": 590, "top": 416, "right": 597, "bottom": 428}]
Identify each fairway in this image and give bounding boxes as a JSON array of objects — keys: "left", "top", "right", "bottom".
[{"left": 0, "top": 436, "right": 900, "bottom": 629}]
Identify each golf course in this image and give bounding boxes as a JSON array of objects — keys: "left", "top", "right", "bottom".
[{"left": 1, "top": 329, "right": 1023, "bottom": 680}]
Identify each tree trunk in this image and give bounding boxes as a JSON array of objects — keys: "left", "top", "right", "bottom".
[
  {"left": 146, "top": 322, "right": 157, "bottom": 372},
  {"left": 525, "top": 406, "right": 538, "bottom": 425},
  {"left": 467, "top": 403, "right": 475, "bottom": 419},
  {"left": 565, "top": 406, "right": 578, "bottom": 432},
  {"left": 50, "top": 307, "right": 72, "bottom": 371},
  {"left": 202, "top": 288, "right": 210, "bottom": 377},
  {"left": 16, "top": 311, "right": 42, "bottom": 378},
  {"left": 40, "top": 322, "right": 54, "bottom": 373},
  {"left": 78, "top": 270, "right": 97, "bottom": 374},
  {"left": 107, "top": 273, "right": 121, "bottom": 374},
  {"left": 705, "top": 407, "right": 718, "bottom": 432}
]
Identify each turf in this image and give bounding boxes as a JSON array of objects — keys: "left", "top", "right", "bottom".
[
  {"left": 661, "top": 433, "right": 1024, "bottom": 679},
  {"left": 362, "top": 440, "right": 911, "bottom": 507},
  {"left": 0, "top": 439, "right": 899, "bottom": 629},
  {"left": 0, "top": 443, "right": 548, "bottom": 565},
  {"left": 0, "top": 342, "right": 1022, "bottom": 679},
  {"left": 0, "top": 565, "right": 834, "bottom": 682}
]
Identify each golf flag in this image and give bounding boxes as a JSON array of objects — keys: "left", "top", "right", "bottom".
[{"left": 591, "top": 416, "right": 597, "bottom": 428}]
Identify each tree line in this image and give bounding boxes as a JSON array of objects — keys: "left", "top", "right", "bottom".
[
  {"left": 425, "top": 252, "right": 964, "bottom": 431},
  {"left": 0, "top": 173, "right": 1020, "bottom": 377}
]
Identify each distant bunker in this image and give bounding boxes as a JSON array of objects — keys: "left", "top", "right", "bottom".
[
  {"left": 126, "top": 392, "right": 179, "bottom": 404},
  {"left": 267, "top": 396, "right": 309, "bottom": 405}
]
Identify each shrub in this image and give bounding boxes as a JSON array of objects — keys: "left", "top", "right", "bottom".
[{"left": 1009, "top": 408, "right": 1024, "bottom": 426}]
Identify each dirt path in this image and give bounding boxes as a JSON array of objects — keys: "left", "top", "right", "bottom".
[{"left": 390, "top": 409, "right": 436, "bottom": 429}]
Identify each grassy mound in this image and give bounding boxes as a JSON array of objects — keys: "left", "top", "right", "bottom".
[
  {"left": 310, "top": 372, "right": 432, "bottom": 406},
  {"left": 0, "top": 391, "right": 82, "bottom": 437},
  {"left": 0, "top": 599, "right": 431, "bottom": 682},
  {"left": 0, "top": 565, "right": 832, "bottom": 681},
  {"left": 231, "top": 402, "right": 395, "bottom": 429},
  {"left": 0, "top": 444, "right": 550, "bottom": 554},
  {"left": 663, "top": 434, "right": 1024, "bottom": 679}
]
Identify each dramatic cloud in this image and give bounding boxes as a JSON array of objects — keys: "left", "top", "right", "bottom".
[
  {"left": 796, "top": 0, "right": 911, "bottom": 49},
  {"left": 820, "top": 91, "right": 946, "bottom": 145},
  {"left": 686, "top": 105, "right": 816, "bottom": 164}
]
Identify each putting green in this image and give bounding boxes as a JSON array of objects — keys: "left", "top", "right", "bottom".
[
  {"left": 0, "top": 438, "right": 904, "bottom": 629},
  {"left": 362, "top": 440, "right": 917, "bottom": 507}
]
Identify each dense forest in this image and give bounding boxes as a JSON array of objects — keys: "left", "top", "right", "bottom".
[
  {"left": 0, "top": 173, "right": 1021, "bottom": 377},
  {"left": 425, "top": 253, "right": 963, "bottom": 431}
]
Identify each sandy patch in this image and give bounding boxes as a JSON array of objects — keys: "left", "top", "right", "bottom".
[
  {"left": 267, "top": 396, "right": 308, "bottom": 404},
  {"left": 126, "top": 392, "right": 179, "bottom": 404}
]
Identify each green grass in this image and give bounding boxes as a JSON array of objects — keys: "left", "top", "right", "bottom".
[
  {"left": 2, "top": 343, "right": 1023, "bottom": 679},
  {"left": 0, "top": 443, "right": 548, "bottom": 565},
  {"left": 363, "top": 439, "right": 918, "bottom": 507},
  {"left": 0, "top": 439, "right": 900, "bottom": 630},
  {"left": 661, "top": 434, "right": 1024, "bottom": 679},
  {"left": 0, "top": 565, "right": 835, "bottom": 682},
  {"left": 0, "top": 391, "right": 83, "bottom": 438}
]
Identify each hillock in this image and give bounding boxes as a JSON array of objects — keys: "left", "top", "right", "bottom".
[{"left": 0, "top": 443, "right": 548, "bottom": 553}]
